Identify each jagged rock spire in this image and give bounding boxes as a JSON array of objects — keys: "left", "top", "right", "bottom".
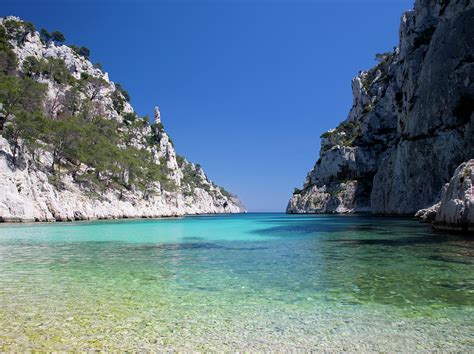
[{"left": 154, "top": 106, "right": 161, "bottom": 123}]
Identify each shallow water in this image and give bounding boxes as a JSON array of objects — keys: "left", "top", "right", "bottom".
[{"left": 0, "top": 213, "right": 473, "bottom": 350}]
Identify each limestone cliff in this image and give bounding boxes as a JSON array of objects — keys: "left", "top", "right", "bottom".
[
  {"left": 288, "top": 0, "right": 473, "bottom": 226},
  {"left": 0, "top": 17, "right": 244, "bottom": 222},
  {"left": 416, "top": 159, "right": 473, "bottom": 232}
]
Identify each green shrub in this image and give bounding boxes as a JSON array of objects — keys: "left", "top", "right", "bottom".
[
  {"left": 111, "top": 88, "right": 125, "bottom": 113},
  {"left": 111, "top": 83, "right": 131, "bottom": 113},
  {"left": 22, "top": 56, "right": 74, "bottom": 85},
  {"left": 176, "top": 155, "right": 185, "bottom": 166},
  {"left": 77, "top": 72, "right": 108, "bottom": 100},
  {"left": 123, "top": 112, "right": 137, "bottom": 123},
  {"left": 70, "top": 45, "right": 90, "bottom": 59},
  {"left": 115, "top": 83, "right": 130, "bottom": 102},
  {"left": 51, "top": 31, "right": 65, "bottom": 43},
  {"left": 0, "top": 26, "right": 18, "bottom": 75},
  {"left": 3, "top": 19, "right": 35, "bottom": 44},
  {"left": 0, "top": 74, "right": 46, "bottom": 129},
  {"left": 220, "top": 187, "right": 233, "bottom": 198},
  {"left": 4, "top": 110, "right": 47, "bottom": 162},
  {"left": 320, "top": 120, "right": 362, "bottom": 147},
  {"left": 155, "top": 122, "right": 164, "bottom": 132},
  {"left": 93, "top": 62, "right": 103, "bottom": 70},
  {"left": 181, "top": 163, "right": 211, "bottom": 194},
  {"left": 44, "top": 57, "right": 74, "bottom": 84},
  {"left": 39, "top": 28, "right": 51, "bottom": 44}
]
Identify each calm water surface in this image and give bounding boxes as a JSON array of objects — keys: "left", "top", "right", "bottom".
[{"left": 0, "top": 213, "right": 473, "bottom": 350}]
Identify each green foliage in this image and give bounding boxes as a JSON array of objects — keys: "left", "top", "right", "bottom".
[
  {"left": 21, "top": 56, "right": 41, "bottom": 76},
  {"left": 361, "top": 103, "right": 373, "bottom": 114},
  {"left": 293, "top": 187, "right": 302, "bottom": 195},
  {"left": 320, "top": 120, "right": 362, "bottom": 148},
  {"left": 181, "top": 163, "right": 211, "bottom": 194},
  {"left": 78, "top": 72, "right": 108, "bottom": 100},
  {"left": 155, "top": 122, "right": 164, "bottom": 132},
  {"left": 360, "top": 50, "right": 396, "bottom": 92},
  {"left": 62, "top": 87, "right": 81, "bottom": 116},
  {"left": 122, "top": 117, "right": 145, "bottom": 145},
  {"left": 70, "top": 45, "right": 90, "bottom": 59},
  {"left": 148, "top": 121, "right": 164, "bottom": 145},
  {"left": 0, "top": 26, "right": 18, "bottom": 75},
  {"left": 23, "top": 56, "right": 74, "bottom": 84},
  {"left": 0, "top": 20, "right": 177, "bottom": 195},
  {"left": 375, "top": 52, "right": 392, "bottom": 63},
  {"left": 114, "top": 83, "right": 130, "bottom": 102},
  {"left": 45, "top": 58, "right": 74, "bottom": 84},
  {"left": 0, "top": 68, "right": 175, "bottom": 193},
  {"left": 23, "top": 21, "right": 35, "bottom": 36},
  {"left": 4, "top": 110, "right": 46, "bottom": 162},
  {"left": 146, "top": 160, "right": 176, "bottom": 192},
  {"left": 123, "top": 112, "right": 138, "bottom": 123},
  {"left": 2, "top": 19, "right": 35, "bottom": 44},
  {"left": 51, "top": 31, "right": 65, "bottom": 43},
  {"left": 111, "top": 82, "right": 131, "bottom": 113},
  {"left": 176, "top": 154, "right": 185, "bottom": 167},
  {"left": 43, "top": 116, "right": 85, "bottom": 172},
  {"left": 3, "top": 109, "right": 176, "bottom": 192},
  {"left": 0, "top": 73, "right": 46, "bottom": 129},
  {"left": 219, "top": 187, "right": 234, "bottom": 198},
  {"left": 39, "top": 28, "right": 51, "bottom": 44},
  {"left": 141, "top": 115, "right": 150, "bottom": 126},
  {"left": 111, "top": 88, "right": 125, "bottom": 113},
  {"left": 93, "top": 62, "right": 103, "bottom": 70}
]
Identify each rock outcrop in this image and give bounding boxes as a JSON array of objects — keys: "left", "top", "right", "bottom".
[
  {"left": 0, "top": 17, "right": 244, "bottom": 222},
  {"left": 288, "top": 0, "right": 473, "bottom": 230},
  {"left": 417, "top": 160, "right": 474, "bottom": 232}
]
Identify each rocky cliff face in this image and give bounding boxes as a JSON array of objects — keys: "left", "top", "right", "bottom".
[
  {"left": 288, "top": 0, "right": 474, "bottom": 224},
  {"left": 0, "top": 17, "right": 244, "bottom": 222}
]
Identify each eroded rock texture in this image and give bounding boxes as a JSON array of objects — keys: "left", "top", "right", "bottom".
[
  {"left": 288, "top": 0, "right": 474, "bottom": 226},
  {"left": 0, "top": 17, "right": 244, "bottom": 222}
]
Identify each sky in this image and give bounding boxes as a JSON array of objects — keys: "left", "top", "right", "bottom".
[{"left": 3, "top": 0, "right": 413, "bottom": 211}]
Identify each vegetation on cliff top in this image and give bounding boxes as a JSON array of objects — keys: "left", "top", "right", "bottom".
[
  {"left": 0, "top": 18, "right": 176, "bottom": 196},
  {"left": 320, "top": 120, "right": 362, "bottom": 148}
]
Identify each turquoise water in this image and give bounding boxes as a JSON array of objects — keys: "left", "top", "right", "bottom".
[{"left": 0, "top": 213, "right": 473, "bottom": 350}]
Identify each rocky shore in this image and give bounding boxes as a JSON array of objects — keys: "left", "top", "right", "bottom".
[
  {"left": 0, "top": 17, "right": 244, "bottom": 222},
  {"left": 287, "top": 0, "right": 473, "bottom": 232}
]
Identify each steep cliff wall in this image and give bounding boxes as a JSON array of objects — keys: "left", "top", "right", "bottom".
[
  {"left": 288, "top": 0, "right": 473, "bottom": 219},
  {"left": 0, "top": 17, "right": 244, "bottom": 222}
]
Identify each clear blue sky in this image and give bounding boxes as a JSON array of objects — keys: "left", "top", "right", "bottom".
[{"left": 3, "top": 0, "right": 413, "bottom": 211}]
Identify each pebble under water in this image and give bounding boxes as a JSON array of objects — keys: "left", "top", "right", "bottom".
[{"left": 0, "top": 213, "right": 473, "bottom": 350}]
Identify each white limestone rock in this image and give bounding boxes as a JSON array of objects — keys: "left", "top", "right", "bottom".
[
  {"left": 288, "top": 0, "right": 474, "bottom": 217},
  {"left": 0, "top": 17, "right": 245, "bottom": 222},
  {"left": 433, "top": 160, "right": 474, "bottom": 232}
]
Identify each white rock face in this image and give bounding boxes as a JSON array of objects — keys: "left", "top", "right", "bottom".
[
  {"left": 287, "top": 181, "right": 370, "bottom": 214},
  {"left": 0, "top": 17, "right": 245, "bottom": 222},
  {"left": 432, "top": 160, "right": 473, "bottom": 231},
  {"left": 0, "top": 142, "right": 243, "bottom": 222},
  {"left": 288, "top": 0, "right": 474, "bottom": 226}
]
